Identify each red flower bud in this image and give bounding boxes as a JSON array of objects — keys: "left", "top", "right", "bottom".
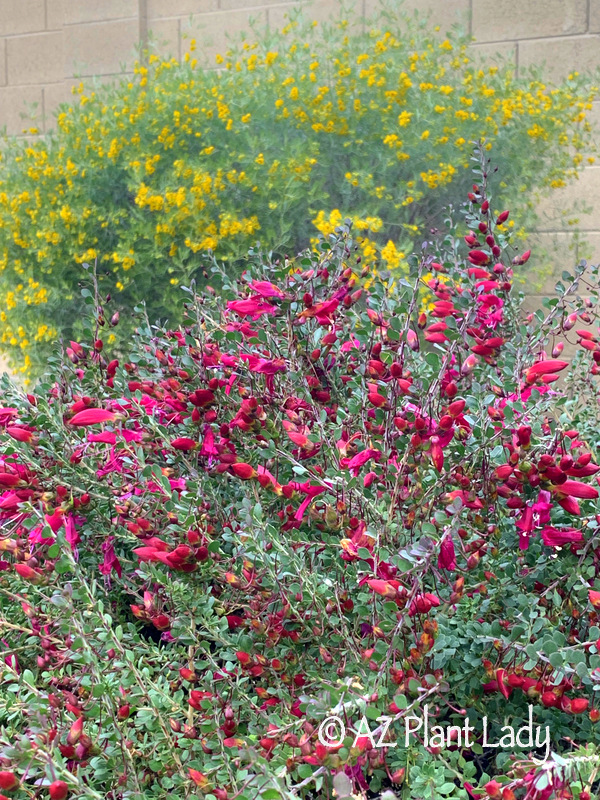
[
  {"left": 0, "top": 773, "right": 19, "bottom": 791},
  {"left": 49, "top": 780, "right": 70, "bottom": 800},
  {"left": 406, "top": 329, "right": 419, "bottom": 351},
  {"left": 485, "top": 780, "right": 501, "bottom": 798},
  {"left": 67, "top": 716, "right": 84, "bottom": 745},
  {"left": 570, "top": 697, "right": 589, "bottom": 714},
  {"left": 447, "top": 399, "right": 465, "bottom": 416}
]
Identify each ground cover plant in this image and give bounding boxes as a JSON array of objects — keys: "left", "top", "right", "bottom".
[
  {"left": 0, "top": 2, "right": 597, "bottom": 374},
  {"left": 1, "top": 150, "right": 600, "bottom": 798}
]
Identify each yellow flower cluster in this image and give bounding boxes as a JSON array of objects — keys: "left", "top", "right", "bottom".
[{"left": 0, "top": 5, "right": 596, "bottom": 374}]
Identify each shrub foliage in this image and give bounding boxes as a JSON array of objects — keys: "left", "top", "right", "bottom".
[
  {"left": 1, "top": 154, "right": 600, "bottom": 799},
  {"left": 0, "top": 4, "right": 597, "bottom": 372}
]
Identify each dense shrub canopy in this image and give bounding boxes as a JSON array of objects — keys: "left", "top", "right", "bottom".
[
  {"left": 0, "top": 4, "right": 597, "bottom": 373},
  {"left": 1, "top": 157, "right": 600, "bottom": 799}
]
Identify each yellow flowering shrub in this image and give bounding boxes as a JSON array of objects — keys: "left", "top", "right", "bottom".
[{"left": 0, "top": 3, "right": 596, "bottom": 372}]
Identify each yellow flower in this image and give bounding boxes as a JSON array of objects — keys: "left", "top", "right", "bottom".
[{"left": 381, "top": 240, "right": 405, "bottom": 270}]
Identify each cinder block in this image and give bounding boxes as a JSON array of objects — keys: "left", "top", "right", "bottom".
[
  {"left": 472, "top": 0, "right": 587, "bottom": 43},
  {"left": 0, "top": 85, "right": 43, "bottom": 135},
  {"left": 220, "top": 0, "right": 297, "bottom": 9},
  {"left": 7, "top": 31, "right": 64, "bottom": 85},
  {"left": 0, "top": 0, "right": 45, "bottom": 35},
  {"left": 536, "top": 167, "right": 600, "bottom": 232},
  {"left": 365, "top": 0, "right": 470, "bottom": 32},
  {"left": 582, "top": 101, "right": 600, "bottom": 148},
  {"left": 182, "top": 8, "right": 267, "bottom": 66},
  {"left": 576, "top": 232, "right": 600, "bottom": 264},
  {"left": 46, "top": 0, "right": 64, "bottom": 30},
  {"left": 65, "top": 18, "right": 139, "bottom": 77},
  {"left": 63, "top": 0, "right": 138, "bottom": 25},
  {"left": 522, "top": 232, "right": 579, "bottom": 295},
  {"left": 0, "top": 40, "right": 6, "bottom": 86},
  {"left": 147, "top": 0, "right": 218, "bottom": 19},
  {"left": 518, "top": 34, "right": 600, "bottom": 82},
  {"left": 268, "top": 0, "right": 351, "bottom": 34},
  {"left": 43, "top": 81, "right": 73, "bottom": 128},
  {"left": 590, "top": 1, "right": 600, "bottom": 32},
  {"left": 470, "top": 40, "right": 518, "bottom": 68},
  {"left": 148, "top": 18, "right": 181, "bottom": 60}
]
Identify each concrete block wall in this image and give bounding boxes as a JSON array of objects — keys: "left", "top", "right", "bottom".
[{"left": 0, "top": 0, "right": 599, "bottom": 293}]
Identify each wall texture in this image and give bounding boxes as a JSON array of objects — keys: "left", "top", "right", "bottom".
[{"left": 1, "top": 0, "right": 599, "bottom": 294}]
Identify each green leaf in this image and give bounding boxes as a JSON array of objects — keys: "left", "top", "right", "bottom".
[{"left": 548, "top": 652, "right": 564, "bottom": 668}]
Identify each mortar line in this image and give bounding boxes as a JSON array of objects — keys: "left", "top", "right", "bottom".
[
  {"left": 41, "top": 86, "right": 46, "bottom": 135},
  {"left": 139, "top": 0, "right": 149, "bottom": 61}
]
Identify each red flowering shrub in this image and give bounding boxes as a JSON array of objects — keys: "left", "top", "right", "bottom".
[{"left": 1, "top": 152, "right": 600, "bottom": 799}]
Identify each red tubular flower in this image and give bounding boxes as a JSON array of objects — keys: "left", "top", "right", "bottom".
[
  {"left": 227, "top": 297, "right": 277, "bottom": 319},
  {"left": 5, "top": 426, "right": 35, "bottom": 443},
  {"left": 236, "top": 651, "right": 252, "bottom": 665},
  {"left": 250, "top": 280, "right": 286, "bottom": 299},
  {"left": 69, "top": 409, "right": 117, "bottom": 426},
  {"left": 366, "top": 579, "right": 397, "bottom": 599},
  {"left": 15, "top": 564, "right": 44, "bottom": 584},
  {"left": 484, "top": 779, "right": 502, "bottom": 798},
  {"left": 468, "top": 267, "right": 490, "bottom": 279},
  {"left": 556, "top": 480, "right": 598, "bottom": 500},
  {"left": 367, "top": 392, "right": 387, "bottom": 408},
  {"left": 468, "top": 249, "right": 490, "bottom": 266},
  {"left": 495, "top": 210, "right": 509, "bottom": 225},
  {"left": 447, "top": 399, "right": 466, "bottom": 416},
  {"left": 151, "top": 614, "right": 171, "bottom": 630},
  {"left": 438, "top": 534, "right": 456, "bottom": 571},
  {"left": 430, "top": 436, "right": 444, "bottom": 472},
  {"left": 525, "top": 359, "right": 568, "bottom": 382},
  {"left": 541, "top": 527, "right": 583, "bottom": 547},
  {"left": 171, "top": 437, "right": 198, "bottom": 451},
  {"left": 0, "top": 473, "right": 21, "bottom": 488},
  {"left": 189, "top": 389, "right": 216, "bottom": 407},
  {"left": 589, "top": 590, "right": 600, "bottom": 608},
  {"left": 516, "top": 426, "right": 531, "bottom": 447},
  {"left": 230, "top": 463, "right": 257, "bottom": 480},
  {"left": 188, "top": 769, "right": 209, "bottom": 789},
  {"left": 494, "top": 669, "right": 511, "bottom": 700}
]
